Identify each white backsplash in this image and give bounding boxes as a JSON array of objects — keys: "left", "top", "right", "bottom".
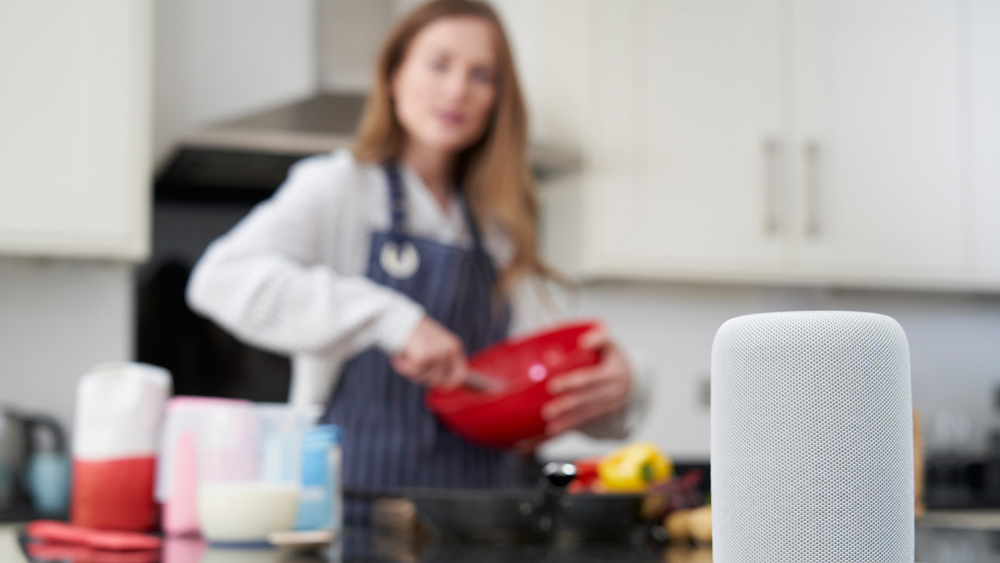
[
  {"left": 540, "top": 280, "right": 1000, "bottom": 461},
  {"left": 2, "top": 256, "right": 998, "bottom": 463},
  {"left": 0, "top": 257, "right": 132, "bottom": 435}
]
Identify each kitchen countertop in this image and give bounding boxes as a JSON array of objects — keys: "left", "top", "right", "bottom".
[
  {"left": 11, "top": 512, "right": 1000, "bottom": 562},
  {"left": 0, "top": 524, "right": 27, "bottom": 563}
]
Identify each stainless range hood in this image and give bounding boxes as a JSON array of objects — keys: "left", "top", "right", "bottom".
[
  {"left": 155, "top": 2, "right": 578, "bottom": 204},
  {"left": 183, "top": 93, "right": 366, "bottom": 156}
]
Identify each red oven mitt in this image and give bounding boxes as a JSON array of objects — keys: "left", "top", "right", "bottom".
[{"left": 25, "top": 519, "right": 162, "bottom": 551}]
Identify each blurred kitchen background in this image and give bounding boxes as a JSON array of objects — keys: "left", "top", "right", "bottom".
[{"left": 2, "top": 0, "right": 1000, "bottom": 507}]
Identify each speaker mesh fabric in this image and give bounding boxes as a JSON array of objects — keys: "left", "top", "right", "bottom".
[{"left": 711, "top": 311, "right": 914, "bottom": 563}]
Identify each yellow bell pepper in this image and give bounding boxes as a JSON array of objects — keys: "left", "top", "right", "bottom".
[{"left": 597, "top": 442, "right": 673, "bottom": 491}]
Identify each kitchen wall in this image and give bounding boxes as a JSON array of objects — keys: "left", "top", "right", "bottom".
[
  {"left": 540, "top": 282, "right": 1000, "bottom": 460},
  {"left": 152, "top": 0, "right": 317, "bottom": 164},
  {"left": 494, "top": 0, "right": 1000, "bottom": 460},
  {"left": 0, "top": 258, "right": 132, "bottom": 432},
  {"left": 0, "top": 0, "right": 320, "bottom": 433},
  {"left": 4, "top": 0, "right": 998, "bottom": 459}
]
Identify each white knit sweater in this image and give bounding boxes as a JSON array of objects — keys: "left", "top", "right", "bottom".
[{"left": 186, "top": 149, "right": 556, "bottom": 407}]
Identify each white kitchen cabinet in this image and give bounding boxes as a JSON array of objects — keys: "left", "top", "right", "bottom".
[
  {"left": 535, "top": 0, "right": 997, "bottom": 291},
  {"left": 539, "top": 0, "right": 792, "bottom": 280},
  {"left": 601, "top": 0, "right": 792, "bottom": 271},
  {"left": 970, "top": 0, "right": 1000, "bottom": 278},
  {"left": 790, "top": 0, "right": 966, "bottom": 280},
  {"left": 0, "top": 1, "right": 151, "bottom": 261}
]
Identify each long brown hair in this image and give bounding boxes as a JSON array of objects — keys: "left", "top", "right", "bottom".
[{"left": 353, "top": 0, "right": 548, "bottom": 293}]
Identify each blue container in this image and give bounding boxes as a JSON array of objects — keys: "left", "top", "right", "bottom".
[{"left": 295, "top": 424, "right": 343, "bottom": 531}]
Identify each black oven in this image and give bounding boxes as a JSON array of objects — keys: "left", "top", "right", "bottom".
[{"left": 137, "top": 148, "right": 317, "bottom": 401}]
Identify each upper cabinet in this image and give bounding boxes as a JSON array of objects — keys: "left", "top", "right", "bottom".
[
  {"left": 969, "top": 0, "right": 1000, "bottom": 279},
  {"left": 790, "top": 0, "right": 965, "bottom": 280},
  {"left": 598, "top": 0, "right": 789, "bottom": 271},
  {"left": 537, "top": 0, "right": 793, "bottom": 281},
  {"left": 531, "top": 0, "right": 1000, "bottom": 291},
  {"left": 0, "top": 1, "right": 151, "bottom": 261}
]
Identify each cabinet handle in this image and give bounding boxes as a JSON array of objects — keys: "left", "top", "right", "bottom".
[
  {"left": 762, "top": 138, "right": 780, "bottom": 235},
  {"left": 804, "top": 141, "right": 820, "bottom": 237}
]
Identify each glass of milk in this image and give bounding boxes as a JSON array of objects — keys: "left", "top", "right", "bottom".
[{"left": 196, "top": 403, "right": 317, "bottom": 544}]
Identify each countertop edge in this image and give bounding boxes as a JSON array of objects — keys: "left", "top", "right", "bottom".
[{"left": 0, "top": 524, "right": 28, "bottom": 563}]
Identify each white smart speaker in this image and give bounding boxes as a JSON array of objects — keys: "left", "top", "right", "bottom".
[{"left": 711, "top": 311, "right": 914, "bottom": 563}]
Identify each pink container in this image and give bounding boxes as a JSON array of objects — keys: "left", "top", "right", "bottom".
[{"left": 155, "top": 397, "right": 251, "bottom": 536}]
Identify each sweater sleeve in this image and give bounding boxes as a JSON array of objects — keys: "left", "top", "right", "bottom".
[{"left": 186, "top": 154, "right": 425, "bottom": 358}]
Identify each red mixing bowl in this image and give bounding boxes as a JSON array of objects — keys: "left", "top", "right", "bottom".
[{"left": 425, "top": 321, "right": 602, "bottom": 449}]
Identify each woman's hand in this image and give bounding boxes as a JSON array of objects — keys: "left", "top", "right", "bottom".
[
  {"left": 541, "top": 326, "right": 634, "bottom": 437},
  {"left": 391, "top": 316, "right": 468, "bottom": 389}
]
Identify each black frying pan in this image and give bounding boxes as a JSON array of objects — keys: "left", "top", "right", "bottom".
[{"left": 403, "top": 463, "right": 649, "bottom": 543}]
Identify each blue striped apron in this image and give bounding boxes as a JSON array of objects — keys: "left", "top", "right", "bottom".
[{"left": 323, "top": 163, "right": 524, "bottom": 525}]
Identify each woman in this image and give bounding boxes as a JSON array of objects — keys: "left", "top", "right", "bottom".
[{"left": 187, "top": 0, "right": 637, "bottom": 523}]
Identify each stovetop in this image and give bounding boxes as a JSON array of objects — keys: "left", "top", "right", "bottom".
[{"left": 335, "top": 530, "right": 661, "bottom": 563}]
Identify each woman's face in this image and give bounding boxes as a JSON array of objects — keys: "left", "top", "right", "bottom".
[{"left": 392, "top": 16, "right": 498, "bottom": 155}]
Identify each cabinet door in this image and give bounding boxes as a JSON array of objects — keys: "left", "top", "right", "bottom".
[
  {"left": 969, "top": 0, "right": 1000, "bottom": 278},
  {"left": 585, "top": 0, "right": 789, "bottom": 277},
  {"left": 0, "top": 1, "right": 151, "bottom": 260},
  {"left": 790, "top": 0, "right": 965, "bottom": 279}
]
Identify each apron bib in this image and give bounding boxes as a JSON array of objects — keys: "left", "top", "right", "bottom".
[{"left": 324, "top": 164, "right": 523, "bottom": 524}]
